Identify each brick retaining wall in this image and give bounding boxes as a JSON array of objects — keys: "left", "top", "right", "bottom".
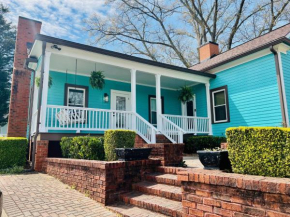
[
  {"left": 135, "top": 143, "right": 184, "bottom": 166},
  {"left": 178, "top": 169, "right": 290, "bottom": 217},
  {"left": 43, "top": 158, "right": 160, "bottom": 205}
]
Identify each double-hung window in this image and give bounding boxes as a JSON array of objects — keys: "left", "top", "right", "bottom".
[
  {"left": 65, "top": 84, "right": 88, "bottom": 107},
  {"left": 149, "top": 95, "right": 164, "bottom": 127},
  {"left": 210, "top": 86, "right": 230, "bottom": 123}
]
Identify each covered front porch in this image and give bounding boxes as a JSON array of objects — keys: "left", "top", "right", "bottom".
[{"left": 29, "top": 36, "right": 214, "bottom": 143}]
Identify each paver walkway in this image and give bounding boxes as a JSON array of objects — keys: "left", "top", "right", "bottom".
[{"left": 0, "top": 172, "right": 116, "bottom": 217}]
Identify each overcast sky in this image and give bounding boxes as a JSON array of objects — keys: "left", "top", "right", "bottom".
[{"left": 3, "top": 0, "right": 109, "bottom": 44}]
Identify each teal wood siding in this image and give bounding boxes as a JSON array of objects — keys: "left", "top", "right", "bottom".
[
  {"left": 210, "top": 53, "right": 282, "bottom": 136},
  {"left": 47, "top": 71, "right": 182, "bottom": 126},
  {"left": 281, "top": 50, "right": 290, "bottom": 125},
  {"left": 192, "top": 84, "right": 208, "bottom": 118}
]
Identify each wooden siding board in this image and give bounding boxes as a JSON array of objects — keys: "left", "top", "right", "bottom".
[{"left": 209, "top": 53, "right": 282, "bottom": 136}]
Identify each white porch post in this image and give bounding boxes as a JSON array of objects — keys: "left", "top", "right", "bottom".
[
  {"left": 131, "top": 69, "right": 137, "bottom": 130},
  {"left": 205, "top": 82, "right": 213, "bottom": 135},
  {"left": 156, "top": 74, "right": 162, "bottom": 131},
  {"left": 39, "top": 51, "right": 51, "bottom": 132}
]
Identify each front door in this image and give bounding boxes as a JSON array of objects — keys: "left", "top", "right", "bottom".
[
  {"left": 111, "top": 90, "right": 131, "bottom": 128},
  {"left": 182, "top": 95, "right": 196, "bottom": 117}
]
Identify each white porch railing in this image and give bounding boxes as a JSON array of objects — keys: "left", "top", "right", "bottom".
[
  {"left": 163, "top": 114, "right": 210, "bottom": 134},
  {"left": 159, "top": 115, "right": 186, "bottom": 143},
  {"left": 45, "top": 105, "right": 157, "bottom": 144}
]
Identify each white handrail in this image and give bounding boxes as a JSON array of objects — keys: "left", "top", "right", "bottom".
[
  {"left": 159, "top": 115, "right": 185, "bottom": 144},
  {"left": 164, "top": 114, "right": 210, "bottom": 134},
  {"left": 45, "top": 105, "right": 157, "bottom": 144}
]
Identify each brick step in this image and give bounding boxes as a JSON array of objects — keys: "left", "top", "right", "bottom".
[
  {"left": 145, "top": 172, "right": 181, "bottom": 186},
  {"left": 107, "top": 202, "right": 167, "bottom": 217},
  {"left": 132, "top": 181, "right": 182, "bottom": 202},
  {"left": 121, "top": 191, "right": 183, "bottom": 217},
  {"left": 156, "top": 166, "right": 187, "bottom": 174}
]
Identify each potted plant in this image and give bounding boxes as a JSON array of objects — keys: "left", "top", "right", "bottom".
[
  {"left": 115, "top": 147, "right": 152, "bottom": 161},
  {"left": 35, "top": 75, "right": 53, "bottom": 88},
  {"left": 197, "top": 147, "right": 231, "bottom": 170},
  {"left": 178, "top": 85, "right": 194, "bottom": 103},
  {"left": 90, "top": 71, "right": 105, "bottom": 89}
]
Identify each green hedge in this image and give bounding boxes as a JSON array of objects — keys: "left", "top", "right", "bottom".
[
  {"left": 104, "top": 130, "right": 136, "bottom": 161},
  {"left": 226, "top": 127, "right": 290, "bottom": 178},
  {"left": 60, "top": 136, "right": 105, "bottom": 160},
  {"left": 0, "top": 137, "right": 27, "bottom": 169},
  {"left": 184, "top": 136, "right": 226, "bottom": 153}
]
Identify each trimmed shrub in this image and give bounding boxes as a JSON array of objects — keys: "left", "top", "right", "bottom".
[
  {"left": 60, "top": 136, "right": 105, "bottom": 160},
  {"left": 104, "top": 130, "right": 136, "bottom": 161},
  {"left": 226, "top": 127, "right": 290, "bottom": 178},
  {"left": 184, "top": 136, "right": 226, "bottom": 153},
  {"left": 0, "top": 137, "right": 27, "bottom": 169}
]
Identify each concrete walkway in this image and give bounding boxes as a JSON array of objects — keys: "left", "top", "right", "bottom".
[
  {"left": 183, "top": 154, "right": 203, "bottom": 168},
  {"left": 0, "top": 173, "right": 116, "bottom": 217}
]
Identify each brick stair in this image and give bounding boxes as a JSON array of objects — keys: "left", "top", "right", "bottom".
[
  {"left": 108, "top": 171, "right": 183, "bottom": 217},
  {"left": 145, "top": 172, "right": 182, "bottom": 186}
]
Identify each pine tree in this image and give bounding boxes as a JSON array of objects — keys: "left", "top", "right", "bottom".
[{"left": 0, "top": 4, "right": 16, "bottom": 126}]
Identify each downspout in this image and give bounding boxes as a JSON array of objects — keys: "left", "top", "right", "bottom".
[
  {"left": 31, "top": 42, "right": 46, "bottom": 170},
  {"left": 270, "top": 46, "right": 288, "bottom": 127},
  {"left": 24, "top": 57, "right": 38, "bottom": 161}
]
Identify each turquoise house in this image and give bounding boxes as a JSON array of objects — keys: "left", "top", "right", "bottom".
[{"left": 24, "top": 22, "right": 290, "bottom": 145}]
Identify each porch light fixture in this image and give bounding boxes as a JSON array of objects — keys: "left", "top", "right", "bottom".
[
  {"left": 51, "top": 44, "right": 61, "bottom": 51},
  {"left": 104, "top": 93, "right": 109, "bottom": 103}
]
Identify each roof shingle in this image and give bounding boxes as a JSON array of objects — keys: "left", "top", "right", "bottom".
[{"left": 191, "top": 23, "right": 290, "bottom": 71}]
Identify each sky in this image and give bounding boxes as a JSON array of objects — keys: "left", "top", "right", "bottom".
[{"left": 2, "top": 0, "right": 109, "bottom": 44}]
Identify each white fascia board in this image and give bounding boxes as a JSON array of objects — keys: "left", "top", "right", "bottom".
[{"left": 45, "top": 42, "right": 210, "bottom": 84}]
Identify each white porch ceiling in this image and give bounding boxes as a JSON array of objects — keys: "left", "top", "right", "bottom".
[{"left": 49, "top": 54, "right": 199, "bottom": 90}]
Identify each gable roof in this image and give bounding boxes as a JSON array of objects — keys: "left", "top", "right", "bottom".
[
  {"left": 191, "top": 23, "right": 290, "bottom": 71},
  {"left": 33, "top": 34, "right": 216, "bottom": 78}
]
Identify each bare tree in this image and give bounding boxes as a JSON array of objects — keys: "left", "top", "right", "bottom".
[{"left": 85, "top": 0, "right": 290, "bottom": 67}]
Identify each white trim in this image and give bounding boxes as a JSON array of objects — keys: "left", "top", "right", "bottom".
[
  {"left": 45, "top": 42, "right": 210, "bottom": 84},
  {"left": 205, "top": 83, "right": 213, "bottom": 135},
  {"left": 67, "top": 87, "right": 86, "bottom": 107},
  {"left": 277, "top": 51, "right": 289, "bottom": 127},
  {"left": 155, "top": 74, "right": 162, "bottom": 131},
  {"left": 49, "top": 68, "right": 178, "bottom": 91},
  {"left": 40, "top": 51, "right": 51, "bottom": 132},
  {"left": 209, "top": 49, "right": 271, "bottom": 74},
  {"left": 110, "top": 90, "right": 131, "bottom": 111},
  {"left": 181, "top": 95, "right": 196, "bottom": 116},
  {"left": 211, "top": 88, "right": 228, "bottom": 124}
]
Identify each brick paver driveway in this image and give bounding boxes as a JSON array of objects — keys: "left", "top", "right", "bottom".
[{"left": 0, "top": 172, "right": 116, "bottom": 217}]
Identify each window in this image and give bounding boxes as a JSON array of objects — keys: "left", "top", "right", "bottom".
[
  {"left": 148, "top": 95, "right": 164, "bottom": 126},
  {"left": 210, "top": 86, "right": 230, "bottom": 123},
  {"left": 64, "top": 84, "right": 88, "bottom": 107}
]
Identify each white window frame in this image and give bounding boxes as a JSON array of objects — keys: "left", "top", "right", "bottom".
[
  {"left": 212, "top": 89, "right": 228, "bottom": 123},
  {"left": 67, "top": 87, "right": 86, "bottom": 107}
]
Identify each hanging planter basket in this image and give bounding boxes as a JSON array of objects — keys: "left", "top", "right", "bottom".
[
  {"left": 35, "top": 76, "right": 53, "bottom": 88},
  {"left": 90, "top": 71, "right": 105, "bottom": 89},
  {"left": 178, "top": 85, "right": 193, "bottom": 103}
]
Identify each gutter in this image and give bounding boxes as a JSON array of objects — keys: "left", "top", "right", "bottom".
[
  {"left": 31, "top": 42, "right": 46, "bottom": 170},
  {"left": 24, "top": 57, "right": 38, "bottom": 161},
  {"left": 270, "top": 45, "right": 288, "bottom": 127}
]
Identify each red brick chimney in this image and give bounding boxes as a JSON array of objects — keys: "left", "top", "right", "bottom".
[
  {"left": 199, "top": 41, "right": 219, "bottom": 62},
  {"left": 7, "top": 17, "right": 42, "bottom": 137}
]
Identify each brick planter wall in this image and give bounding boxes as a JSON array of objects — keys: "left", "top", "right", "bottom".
[
  {"left": 178, "top": 169, "right": 290, "bottom": 217},
  {"left": 135, "top": 143, "right": 184, "bottom": 166},
  {"left": 43, "top": 158, "right": 160, "bottom": 205},
  {"left": 34, "top": 140, "right": 49, "bottom": 172}
]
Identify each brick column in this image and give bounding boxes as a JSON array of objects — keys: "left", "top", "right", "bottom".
[
  {"left": 7, "top": 17, "right": 42, "bottom": 137},
  {"left": 34, "top": 140, "right": 49, "bottom": 172}
]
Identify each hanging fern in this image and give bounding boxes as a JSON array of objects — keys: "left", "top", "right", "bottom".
[
  {"left": 90, "top": 71, "right": 105, "bottom": 89},
  {"left": 178, "top": 85, "right": 194, "bottom": 103},
  {"left": 35, "top": 75, "right": 53, "bottom": 88}
]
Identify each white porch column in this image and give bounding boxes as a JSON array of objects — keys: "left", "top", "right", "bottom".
[
  {"left": 205, "top": 82, "right": 213, "bottom": 135},
  {"left": 156, "top": 74, "right": 162, "bottom": 131},
  {"left": 40, "top": 51, "right": 51, "bottom": 132},
  {"left": 131, "top": 69, "right": 137, "bottom": 130}
]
